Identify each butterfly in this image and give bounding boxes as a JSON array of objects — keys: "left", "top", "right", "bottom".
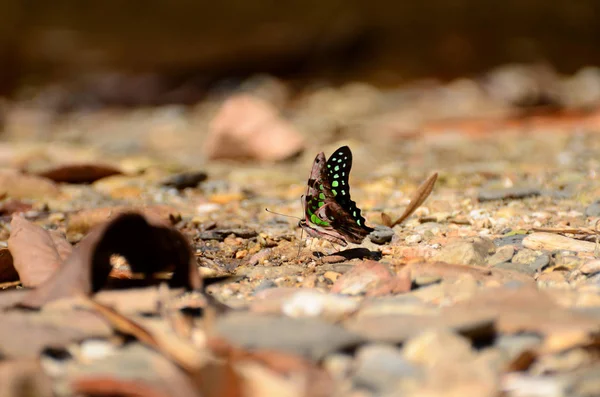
[{"left": 298, "top": 146, "right": 373, "bottom": 246}]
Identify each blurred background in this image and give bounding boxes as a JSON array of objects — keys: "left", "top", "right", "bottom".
[{"left": 1, "top": 0, "right": 600, "bottom": 167}]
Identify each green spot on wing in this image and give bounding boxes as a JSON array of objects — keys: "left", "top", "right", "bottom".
[
  {"left": 318, "top": 201, "right": 324, "bottom": 207},
  {"left": 332, "top": 189, "right": 337, "bottom": 196},
  {"left": 319, "top": 192, "right": 325, "bottom": 200},
  {"left": 332, "top": 181, "right": 339, "bottom": 187},
  {"left": 310, "top": 213, "right": 329, "bottom": 227},
  {"left": 334, "top": 165, "right": 340, "bottom": 171}
]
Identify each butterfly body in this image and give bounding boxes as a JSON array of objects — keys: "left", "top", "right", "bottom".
[{"left": 299, "top": 146, "right": 373, "bottom": 246}]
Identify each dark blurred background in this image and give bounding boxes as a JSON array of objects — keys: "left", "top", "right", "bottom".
[{"left": 1, "top": 0, "right": 599, "bottom": 107}]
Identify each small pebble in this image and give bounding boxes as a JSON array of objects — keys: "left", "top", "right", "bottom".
[
  {"left": 369, "top": 226, "right": 395, "bottom": 245},
  {"left": 405, "top": 234, "right": 422, "bottom": 244}
]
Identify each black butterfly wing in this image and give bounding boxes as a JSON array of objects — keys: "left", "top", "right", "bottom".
[
  {"left": 300, "top": 152, "right": 348, "bottom": 246},
  {"left": 325, "top": 146, "right": 373, "bottom": 241}
]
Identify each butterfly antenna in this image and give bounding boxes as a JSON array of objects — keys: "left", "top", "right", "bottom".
[{"left": 264, "top": 208, "right": 302, "bottom": 221}]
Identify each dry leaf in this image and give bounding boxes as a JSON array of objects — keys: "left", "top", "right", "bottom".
[
  {"left": 205, "top": 94, "right": 304, "bottom": 162},
  {"left": 0, "top": 309, "right": 112, "bottom": 358},
  {"left": 20, "top": 212, "right": 202, "bottom": 308},
  {"left": 382, "top": 172, "right": 438, "bottom": 227},
  {"left": 0, "top": 169, "right": 60, "bottom": 199},
  {"left": 0, "top": 248, "right": 18, "bottom": 283},
  {"left": 7, "top": 215, "right": 72, "bottom": 287},
  {"left": 67, "top": 205, "right": 181, "bottom": 237},
  {"left": 0, "top": 198, "right": 34, "bottom": 215},
  {"left": 36, "top": 162, "right": 123, "bottom": 184}
]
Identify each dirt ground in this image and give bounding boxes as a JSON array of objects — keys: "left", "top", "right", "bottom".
[{"left": 1, "top": 67, "right": 600, "bottom": 397}]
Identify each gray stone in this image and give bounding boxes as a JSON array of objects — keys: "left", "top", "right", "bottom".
[
  {"left": 494, "top": 254, "right": 548, "bottom": 275},
  {"left": 512, "top": 249, "right": 541, "bottom": 265},
  {"left": 493, "top": 234, "right": 526, "bottom": 248},
  {"left": 215, "top": 312, "right": 363, "bottom": 360},
  {"left": 235, "top": 265, "right": 305, "bottom": 279},
  {"left": 477, "top": 187, "right": 541, "bottom": 202},
  {"left": 494, "top": 248, "right": 551, "bottom": 275},
  {"left": 433, "top": 241, "right": 488, "bottom": 266},
  {"left": 487, "top": 245, "right": 515, "bottom": 266},
  {"left": 253, "top": 280, "right": 277, "bottom": 295},
  {"left": 553, "top": 253, "right": 585, "bottom": 269},
  {"left": 353, "top": 343, "right": 422, "bottom": 393},
  {"left": 495, "top": 334, "right": 543, "bottom": 359},
  {"left": 585, "top": 201, "right": 600, "bottom": 217},
  {"left": 369, "top": 226, "right": 395, "bottom": 245}
]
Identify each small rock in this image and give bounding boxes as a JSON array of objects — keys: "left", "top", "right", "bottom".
[
  {"left": 487, "top": 245, "right": 515, "bottom": 266},
  {"left": 433, "top": 241, "right": 487, "bottom": 266},
  {"left": 236, "top": 265, "right": 304, "bottom": 279},
  {"left": 510, "top": 249, "right": 550, "bottom": 274},
  {"left": 478, "top": 187, "right": 541, "bottom": 202},
  {"left": 331, "top": 261, "right": 406, "bottom": 296},
  {"left": 353, "top": 343, "right": 421, "bottom": 394},
  {"left": 204, "top": 94, "right": 304, "bottom": 162},
  {"left": 495, "top": 334, "right": 543, "bottom": 359},
  {"left": 403, "top": 329, "right": 475, "bottom": 365},
  {"left": 215, "top": 312, "right": 363, "bottom": 360},
  {"left": 322, "top": 353, "right": 354, "bottom": 380},
  {"left": 405, "top": 234, "right": 423, "bottom": 244},
  {"left": 323, "top": 271, "right": 341, "bottom": 283},
  {"left": 585, "top": 201, "right": 600, "bottom": 217},
  {"left": 493, "top": 234, "right": 526, "bottom": 248},
  {"left": 553, "top": 253, "right": 585, "bottom": 270},
  {"left": 523, "top": 233, "right": 596, "bottom": 253},
  {"left": 369, "top": 226, "right": 395, "bottom": 245},
  {"left": 580, "top": 260, "right": 600, "bottom": 275},
  {"left": 253, "top": 280, "right": 277, "bottom": 294},
  {"left": 281, "top": 290, "right": 359, "bottom": 319},
  {"left": 161, "top": 171, "right": 208, "bottom": 189}
]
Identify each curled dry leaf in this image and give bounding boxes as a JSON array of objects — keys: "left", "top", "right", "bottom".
[
  {"left": 19, "top": 212, "right": 202, "bottom": 308},
  {"left": 0, "top": 169, "right": 60, "bottom": 199},
  {"left": 0, "top": 198, "right": 34, "bottom": 215},
  {"left": 67, "top": 205, "right": 181, "bottom": 237},
  {"left": 7, "top": 215, "right": 72, "bottom": 287},
  {"left": 205, "top": 94, "right": 304, "bottom": 162},
  {"left": 382, "top": 172, "right": 438, "bottom": 227},
  {"left": 36, "top": 162, "right": 123, "bottom": 184},
  {"left": 0, "top": 248, "right": 18, "bottom": 283}
]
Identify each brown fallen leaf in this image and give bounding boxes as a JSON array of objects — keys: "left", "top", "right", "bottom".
[
  {"left": 84, "top": 298, "right": 243, "bottom": 397},
  {"left": 204, "top": 94, "right": 304, "bottom": 162},
  {"left": 19, "top": 212, "right": 202, "bottom": 308},
  {"left": 0, "top": 198, "right": 34, "bottom": 215},
  {"left": 36, "top": 162, "right": 123, "bottom": 184},
  {"left": 67, "top": 205, "right": 181, "bottom": 237},
  {"left": 7, "top": 215, "right": 72, "bottom": 287},
  {"left": 0, "top": 248, "right": 18, "bottom": 283},
  {"left": 0, "top": 309, "right": 113, "bottom": 358},
  {"left": 382, "top": 172, "right": 438, "bottom": 227},
  {"left": 0, "top": 169, "right": 61, "bottom": 199}
]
